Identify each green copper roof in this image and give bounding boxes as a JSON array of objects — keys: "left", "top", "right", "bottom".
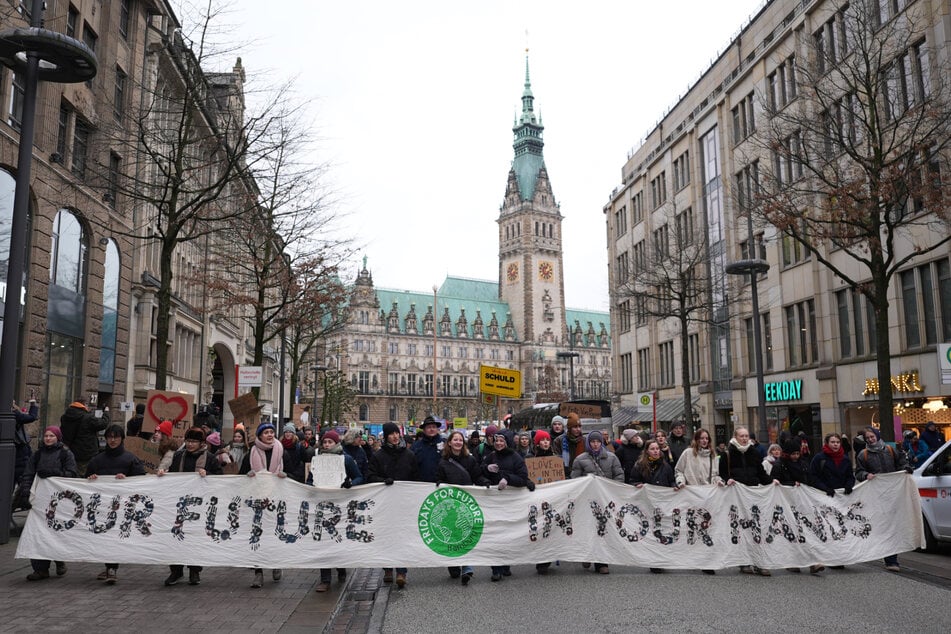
[
  {"left": 512, "top": 54, "right": 545, "bottom": 201},
  {"left": 375, "top": 277, "right": 516, "bottom": 339}
]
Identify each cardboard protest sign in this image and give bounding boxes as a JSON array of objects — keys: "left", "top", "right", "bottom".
[
  {"left": 311, "top": 454, "right": 346, "bottom": 488},
  {"left": 143, "top": 390, "right": 194, "bottom": 438},
  {"left": 559, "top": 402, "right": 602, "bottom": 419},
  {"left": 526, "top": 456, "right": 566, "bottom": 485},
  {"left": 124, "top": 437, "right": 166, "bottom": 474},
  {"left": 228, "top": 392, "right": 263, "bottom": 429}
]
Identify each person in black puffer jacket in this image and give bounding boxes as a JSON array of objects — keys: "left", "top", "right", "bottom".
[
  {"left": 719, "top": 426, "right": 776, "bottom": 577},
  {"left": 630, "top": 439, "right": 680, "bottom": 573},
  {"left": 60, "top": 398, "right": 110, "bottom": 475},
  {"left": 770, "top": 440, "right": 810, "bottom": 487},
  {"left": 367, "top": 422, "right": 418, "bottom": 588},
  {"left": 436, "top": 430, "right": 489, "bottom": 586},
  {"left": 85, "top": 425, "right": 146, "bottom": 584},
  {"left": 20, "top": 426, "right": 77, "bottom": 581},
  {"left": 481, "top": 429, "right": 533, "bottom": 582}
]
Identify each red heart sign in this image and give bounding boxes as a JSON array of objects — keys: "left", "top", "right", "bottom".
[{"left": 147, "top": 393, "right": 190, "bottom": 425}]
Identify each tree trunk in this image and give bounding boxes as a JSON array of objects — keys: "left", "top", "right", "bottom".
[
  {"left": 154, "top": 239, "right": 176, "bottom": 391},
  {"left": 680, "top": 314, "right": 693, "bottom": 432},
  {"left": 873, "top": 272, "right": 894, "bottom": 443}
]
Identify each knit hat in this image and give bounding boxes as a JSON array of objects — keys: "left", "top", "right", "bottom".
[
  {"left": 206, "top": 431, "right": 221, "bottom": 447},
  {"left": 781, "top": 439, "right": 800, "bottom": 454},
  {"left": 185, "top": 427, "right": 205, "bottom": 442},
  {"left": 566, "top": 413, "right": 581, "bottom": 429},
  {"left": 157, "top": 420, "right": 174, "bottom": 437},
  {"left": 382, "top": 422, "right": 401, "bottom": 438},
  {"left": 45, "top": 426, "right": 63, "bottom": 442},
  {"left": 485, "top": 425, "right": 499, "bottom": 437},
  {"left": 865, "top": 426, "right": 881, "bottom": 441},
  {"left": 283, "top": 423, "right": 297, "bottom": 435},
  {"left": 517, "top": 430, "right": 531, "bottom": 440},
  {"left": 104, "top": 424, "right": 125, "bottom": 439},
  {"left": 470, "top": 431, "right": 480, "bottom": 439},
  {"left": 621, "top": 429, "right": 639, "bottom": 444},
  {"left": 342, "top": 429, "right": 363, "bottom": 445},
  {"left": 234, "top": 423, "right": 246, "bottom": 433},
  {"left": 533, "top": 430, "right": 551, "bottom": 445},
  {"left": 322, "top": 430, "right": 340, "bottom": 444},
  {"left": 551, "top": 415, "right": 566, "bottom": 427},
  {"left": 256, "top": 422, "right": 276, "bottom": 438},
  {"left": 587, "top": 430, "right": 604, "bottom": 444}
]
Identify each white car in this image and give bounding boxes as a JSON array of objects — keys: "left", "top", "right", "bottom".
[{"left": 914, "top": 438, "right": 951, "bottom": 551}]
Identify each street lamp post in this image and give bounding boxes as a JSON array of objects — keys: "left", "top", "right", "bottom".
[
  {"left": 726, "top": 213, "right": 771, "bottom": 443},
  {"left": 432, "top": 285, "right": 438, "bottom": 416},
  {"left": 556, "top": 351, "right": 580, "bottom": 401},
  {"left": 313, "top": 364, "right": 327, "bottom": 431},
  {"left": 0, "top": 0, "right": 97, "bottom": 544}
]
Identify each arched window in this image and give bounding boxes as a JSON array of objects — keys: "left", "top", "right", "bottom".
[
  {"left": 389, "top": 405, "right": 398, "bottom": 421},
  {"left": 359, "top": 404, "right": 369, "bottom": 421},
  {"left": 46, "top": 209, "right": 88, "bottom": 423},
  {"left": 99, "top": 240, "right": 120, "bottom": 385},
  {"left": 0, "top": 168, "right": 31, "bottom": 339},
  {"left": 50, "top": 209, "right": 87, "bottom": 294}
]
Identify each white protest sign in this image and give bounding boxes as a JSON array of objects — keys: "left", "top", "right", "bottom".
[
  {"left": 311, "top": 454, "right": 346, "bottom": 488},
  {"left": 16, "top": 473, "right": 924, "bottom": 569}
]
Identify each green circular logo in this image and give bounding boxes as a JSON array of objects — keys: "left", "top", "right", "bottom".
[{"left": 417, "top": 487, "right": 484, "bottom": 557}]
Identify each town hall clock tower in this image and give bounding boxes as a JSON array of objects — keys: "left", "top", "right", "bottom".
[{"left": 498, "top": 54, "right": 568, "bottom": 352}]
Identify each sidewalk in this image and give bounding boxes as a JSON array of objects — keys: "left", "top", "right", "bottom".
[{"left": 0, "top": 510, "right": 357, "bottom": 633}]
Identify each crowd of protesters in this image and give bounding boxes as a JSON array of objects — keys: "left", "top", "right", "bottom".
[{"left": 13, "top": 397, "right": 931, "bottom": 589}]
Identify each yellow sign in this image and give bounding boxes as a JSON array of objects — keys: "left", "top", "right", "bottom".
[
  {"left": 479, "top": 364, "right": 522, "bottom": 398},
  {"left": 453, "top": 417, "right": 468, "bottom": 429}
]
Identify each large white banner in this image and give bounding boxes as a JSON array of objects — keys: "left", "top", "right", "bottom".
[{"left": 16, "top": 473, "right": 923, "bottom": 569}]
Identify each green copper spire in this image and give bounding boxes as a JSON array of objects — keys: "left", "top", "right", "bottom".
[{"left": 512, "top": 51, "right": 545, "bottom": 201}]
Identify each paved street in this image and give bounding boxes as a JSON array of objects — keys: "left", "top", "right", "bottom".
[
  {"left": 3, "top": 507, "right": 948, "bottom": 634},
  {"left": 379, "top": 555, "right": 951, "bottom": 634}
]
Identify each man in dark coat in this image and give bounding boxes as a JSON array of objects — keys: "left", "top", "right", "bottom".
[
  {"left": 125, "top": 403, "right": 152, "bottom": 440},
  {"left": 367, "top": 422, "right": 418, "bottom": 588},
  {"left": 60, "top": 397, "right": 110, "bottom": 475},
  {"left": 668, "top": 421, "right": 690, "bottom": 464},
  {"left": 411, "top": 416, "right": 443, "bottom": 482},
  {"left": 13, "top": 397, "right": 39, "bottom": 489},
  {"left": 85, "top": 424, "right": 146, "bottom": 584}
]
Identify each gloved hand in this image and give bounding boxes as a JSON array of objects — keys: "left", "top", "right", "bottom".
[
  {"left": 526, "top": 481, "right": 536, "bottom": 492},
  {"left": 904, "top": 467, "right": 915, "bottom": 474},
  {"left": 341, "top": 478, "right": 352, "bottom": 489},
  {"left": 486, "top": 463, "right": 499, "bottom": 473},
  {"left": 384, "top": 478, "right": 394, "bottom": 486},
  {"left": 435, "top": 482, "right": 441, "bottom": 487},
  {"left": 843, "top": 487, "right": 853, "bottom": 495},
  {"left": 826, "top": 490, "right": 835, "bottom": 498},
  {"left": 497, "top": 478, "right": 508, "bottom": 490}
]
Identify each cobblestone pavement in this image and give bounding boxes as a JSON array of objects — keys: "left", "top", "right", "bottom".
[{"left": 0, "top": 511, "right": 348, "bottom": 634}]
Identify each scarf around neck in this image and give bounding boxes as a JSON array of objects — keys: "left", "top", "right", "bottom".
[
  {"left": 250, "top": 437, "right": 284, "bottom": 473},
  {"left": 729, "top": 438, "right": 751, "bottom": 453},
  {"left": 823, "top": 444, "right": 845, "bottom": 466}
]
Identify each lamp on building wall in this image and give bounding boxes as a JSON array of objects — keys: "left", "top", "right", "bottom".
[
  {"left": 725, "top": 211, "right": 770, "bottom": 443},
  {"left": 0, "top": 0, "right": 97, "bottom": 544}
]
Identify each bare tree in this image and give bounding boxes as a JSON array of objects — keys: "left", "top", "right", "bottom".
[
  {"left": 200, "top": 99, "right": 353, "bottom": 392},
  {"left": 617, "top": 201, "right": 718, "bottom": 426},
  {"left": 745, "top": 0, "right": 951, "bottom": 441},
  {"left": 87, "top": 4, "right": 292, "bottom": 390}
]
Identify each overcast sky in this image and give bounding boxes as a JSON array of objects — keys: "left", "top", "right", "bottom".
[{"left": 212, "top": 1, "right": 766, "bottom": 312}]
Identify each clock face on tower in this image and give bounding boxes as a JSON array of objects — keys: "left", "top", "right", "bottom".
[
  {"left": 538, "top": 261, "right": 554, "bottom": 282},
  {"left": 506, "top": 262, "right": 519, "bottom": 283}
]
